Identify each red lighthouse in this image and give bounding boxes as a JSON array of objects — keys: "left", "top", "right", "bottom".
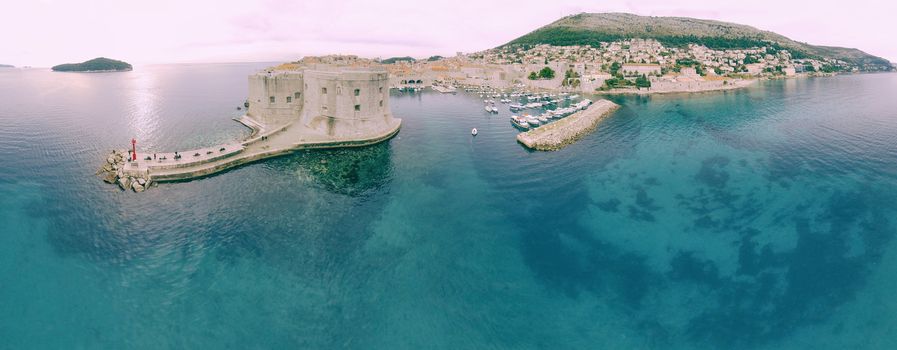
[{"left": 131, "top": 138, "right": 137, "bottom": 161}]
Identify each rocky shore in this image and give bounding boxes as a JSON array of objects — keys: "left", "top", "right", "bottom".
[
  {"left": 517, "top": 99, "right": 620, "bottom": 151},
  {"left": 96, "top": 150, "right": 153, "bottom": 192}
]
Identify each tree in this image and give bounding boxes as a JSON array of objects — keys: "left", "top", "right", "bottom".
[
  {"left": 538, "top": 66, "right": 555, "bottom": 79},
  {"left": 635, "top": 74, "right": 651, "bottom": 89},
  {"left": 610, "top": 62, "right": 622, "bottom": 75},
  {"left": 528, "top": 72, "right": 539, "bottom": 80}
]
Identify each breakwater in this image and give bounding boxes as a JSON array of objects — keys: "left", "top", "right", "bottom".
[
  {"left": 516, "top": 100, "right": 619, "bottom": 151},
  {"left": 99, "top": 116, "right": 401, "bottom": 191}
]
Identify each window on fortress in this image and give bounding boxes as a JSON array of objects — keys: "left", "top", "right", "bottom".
[
  {"left": 354, "top": 105, "right": 361, "bottom": 111},
  {"left": 354, "top": 88, "right": 360, "bottom": 96},
  {"left": 337, "top": 86, "right": 342, "bottom": 95},
  {"left": 322, "top": 87, "right": 327, "bottom": 94},
  {"left": 294, "top": 92, "right": 300, "bottom": 100},
  {"left": 269, "top": 96, "right": 275, "bottom": 103},
  {"left": 322, "top": 106, "right": 328, "bottom": 114},
  {"left": 286, "top": 96, "right": 292, "bottom": 103},
  {"left": 379, "top": 87, "right": 383, "bottom": 93},
  {"left": 379, "top": 100, "right": 383, "bottom": 108}
]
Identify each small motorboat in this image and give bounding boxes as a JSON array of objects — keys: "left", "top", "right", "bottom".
[
  {"left": 510, "top": 116, "right": 530, "bottom": 130},
  {"left": 538, "top": 115, "right": 549, "bottom": 123},
  {"left": 471, "top": 128, "right": 478, "bottom": 136}
]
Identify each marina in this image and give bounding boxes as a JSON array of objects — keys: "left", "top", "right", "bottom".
[{"left": 516, "top": 99, "right": 619, "bottom": 151}]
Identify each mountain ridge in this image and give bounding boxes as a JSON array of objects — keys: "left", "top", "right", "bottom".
[{"left": 504, "top": 13, "right": 892, "bottom": 71}]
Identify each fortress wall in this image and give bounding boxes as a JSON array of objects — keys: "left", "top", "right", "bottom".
[
  {"left": 247, "top": 72, "right": 304, "bottom": 129},
  {"left": 300, "top": 69, "right": 393, "bottom": 138}
]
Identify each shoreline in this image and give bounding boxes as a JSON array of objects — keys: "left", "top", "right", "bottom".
[{"left": 594, "top": 79, "right": 757, "bottom": 96}]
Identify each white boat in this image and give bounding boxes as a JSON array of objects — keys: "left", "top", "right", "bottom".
[
  {"left": 471, "top": 128, "right": 478, "bottom": 136},
  {"left": 510, "top": 115, "right": 530, "bottom": 129},
  {"left": 509, "top": 104, "right": 524, "bottom": 111},
  {"left": 538, "top": 115, "right": 548, "bottom": 123},
  {"left": 525, "top": 115, "right": 540, "bottom": 126}
]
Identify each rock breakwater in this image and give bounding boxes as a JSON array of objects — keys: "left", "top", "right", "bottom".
[
  {"left": 516, "top": 99, "right": 620, "bottom": 151},
  {"left": 96, "top": 150, "right": 153, "bottom": 192}
]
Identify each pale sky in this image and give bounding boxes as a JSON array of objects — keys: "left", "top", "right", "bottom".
[{"left": 2, "top": 0, "right": 895, "bottom": 67}]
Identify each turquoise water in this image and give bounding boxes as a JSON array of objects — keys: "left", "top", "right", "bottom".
[{"left": 2, "top": 65, "right": 897, "bottom": 349}]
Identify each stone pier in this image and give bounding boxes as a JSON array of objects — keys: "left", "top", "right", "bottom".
[{"left": 516, "top": 99, "right": 619, "bottom": 151}]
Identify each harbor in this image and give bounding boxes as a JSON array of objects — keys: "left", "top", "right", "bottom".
[{"left": 516, "top": 99, "right": 619, "bottom": 151}]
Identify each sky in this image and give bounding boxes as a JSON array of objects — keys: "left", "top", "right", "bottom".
[{"left": 2, "top": 0, "right": 896, "bottom": 67}]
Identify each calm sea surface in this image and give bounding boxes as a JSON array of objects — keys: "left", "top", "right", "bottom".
[{"left": 1, "top": 64, "right": 897, "bottom": 349}]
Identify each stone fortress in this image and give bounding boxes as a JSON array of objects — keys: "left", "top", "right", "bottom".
[
  {"left": 246, "top": 55, "right": 399, "bottom": 139},
  {"left": 102, "top": 55, "right": 402, "bottom": 191}
]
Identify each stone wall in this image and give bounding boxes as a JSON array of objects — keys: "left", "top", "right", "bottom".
[{"left": 247, "top": 66, "right": 395, "bottom": 140}]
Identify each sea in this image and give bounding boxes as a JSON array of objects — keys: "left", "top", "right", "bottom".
[{"left": 1, "top": 63, "right": 896, "bottom": 349}]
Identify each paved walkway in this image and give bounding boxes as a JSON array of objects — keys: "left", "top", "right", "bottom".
[{"left": 122, "top": 116, "right": 401, "bottom": 182}]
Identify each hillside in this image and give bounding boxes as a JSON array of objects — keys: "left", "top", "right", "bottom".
[
  {"left": 379, "top": 56, "right": 415, "bottom": 64},
  {"left": 51, "top": 57, "right": 132, "bottom": 72},
  {"left": 505, "top": 13, "right": 892, "bottom": 71}
]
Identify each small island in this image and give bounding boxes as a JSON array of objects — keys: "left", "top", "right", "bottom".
[
  {"left": 51, "top": 57, "right": 132, "bottom": 72},
  {"left": 0, "top": 64, "right": 13, "bottom": 68}
]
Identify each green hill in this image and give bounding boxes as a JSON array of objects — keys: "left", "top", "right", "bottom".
[
  {"left": 379, "top": 56, "right": 415, "bottom": 64},
  {"left": 51, "top": 57, "right": 132, "bottom": 72},
  {"left": 505, "top": 13, "right": 892, "bottom": 71}
]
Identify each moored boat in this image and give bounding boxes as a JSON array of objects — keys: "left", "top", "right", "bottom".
[
  {"left": 525, "top": 115, "right": 540, "bottom": 126},
  {"left": 510, "top": 115, "right": 530, "bottom": 129}
]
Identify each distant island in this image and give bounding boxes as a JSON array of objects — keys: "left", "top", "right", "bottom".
[
  {"left": 0, "top": 64, "right": 13, "bottom": 68},
  {"left": 51, "top": 57, "right": 132, "bottom": 72}
]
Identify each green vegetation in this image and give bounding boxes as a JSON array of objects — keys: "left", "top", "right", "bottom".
[
  {"left": 379, "top": 56, "right": 415, "bottom": 64},
  {"left": 609, "top": 62, "right": 621, "bottom": 75},
  {"left": 528, "top": 66, "right": 556, "bottom": 80},
  {"left": 508, "top": 26, "right": 795, "bottom": 52},
  {"left": 426, "top": 55, "right": 444, "bottom": 62},
  {"left": 561, "top": 69, "right": 581, "bottom": 88},
  {"left": 601, "top": 77, "right": 635, "bottom": 90},
  {"left": 635, "top": 74, "right": 651, "bottom": 88},
  {"left": 743, "top": 55, "right": 759, "bottom": 64},
  {"left": 51, "top": 57, "right": 131, "bottom": 72}
]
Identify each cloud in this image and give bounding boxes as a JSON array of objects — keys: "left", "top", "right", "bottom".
[{"left": 1, "top": 0, "right": 894, "bottom": 66}]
